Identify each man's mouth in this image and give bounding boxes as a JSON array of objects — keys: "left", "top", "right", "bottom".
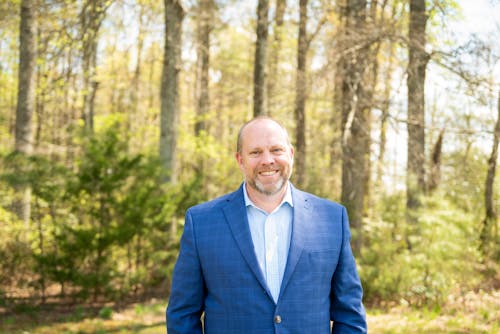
[{"left": 259, "top": 170, "right": 279, "bottom": 176}]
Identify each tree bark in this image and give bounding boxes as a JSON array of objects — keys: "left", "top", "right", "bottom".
[
  {"left": 160, "top": 0, "right": 185, "bottom": 183},
  {"left": 480, "top": 90, "right": 500, "bottom": 255},
  {"left": 339, "top": 0, "right": 369, "bottom": 256},
  {"left": 293, "top": 0, "right": 308, "bottom": 188},
  {"left": 14, "top": 0, "right": 37, "bottom": 224},
  {"left": 80, "top": 0, "right": 110, "bottom": 133},
  {"left": 194, "top": 0, "right": 214, "bottom": 189},
  {"left": 253, "top": 0, "right": 269, "bottom": 117},
  {"left": 361, "top": 0, "right": 381, "bottom": 213},
  {"left": 267, "top": 0, "right": 286, "bottom": 115},
  {"left": 406, "top": 0, "right": 428, "bottom": 212},
  {"left": 130, "top": 2, "right": 145, "bottom": 134},
  {"left": 427, "top": 129, "right": 444, "bottom": 192},
  {"left": 376, "top": 43, "right": 395, "bottom": 188},
  {"left": 195, "top": 0, "right": 214, "bottom": 136}
]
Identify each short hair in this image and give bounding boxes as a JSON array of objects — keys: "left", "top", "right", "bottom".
[{"left": 236, "top": 116, "right": 291, "bottom": 153}]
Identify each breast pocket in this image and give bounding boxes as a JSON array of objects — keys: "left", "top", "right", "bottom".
[
  {"left": 303, "top": 249, "right": 339, "bottom": 277},
  {"left": 290, "top": 249, "right": 340, "bottom": 298}
]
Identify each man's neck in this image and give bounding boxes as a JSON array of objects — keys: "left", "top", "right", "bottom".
[{"left": 245, "top": 183, "right": 287, "bottom": 214}]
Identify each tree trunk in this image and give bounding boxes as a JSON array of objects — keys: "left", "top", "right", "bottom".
[
  {"left": 480, "top": 90, "right": 500, "bottom": 255},
  {"left": 267, "top": 0, "right": 286, "bottom": 115},
  {"left": 406, "top": 0, "right": 428, "bottom": 213},
  {"left": 339, "top": 0, "right": 369, "bottom": 256},
  {"left": 80, "top": 0, "right": 110, "bottom": 133},
  {"left": 376, "top": 43, "right": 395, "bottom": 188},
  {"left": 361, "top": 0, "right": 382, "bottom": 214},
  {"left": 293, "top": 0, "right": 308, "bottom": 188},
  {"left": 253, "top": 0, "right": 269, "bottom": 117},
  {"left": 160, "top": 0, "right": 185, "bottom": 183},
  {"left": 330, "top": 2, "right": 346, "bottom": 175},
  {"left": 130, "top": 2, "right": 145, "bottom": 136},
  {"left": 194, "top": 0, "right": 214, "bottom": 191},
  {"left": 13, "top": 0, "right": 37, "bottom": 224},
  {"left": 195, "top": 0, "right": 214, "bottom": 136},
  {"left": 427, "top": 129, "right": 444, "bottom": 192}
]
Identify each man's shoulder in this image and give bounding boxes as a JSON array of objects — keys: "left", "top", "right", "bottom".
[
  {"left": 293, "top": 186, "right": 345, "bottom": 211},
  {"left": 187, "top": 186, "right": 242, "bottom": 215}
]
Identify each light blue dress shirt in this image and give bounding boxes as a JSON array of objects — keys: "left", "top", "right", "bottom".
[{"left": 243, "top": 182, "right": 293, "bottom": 303}]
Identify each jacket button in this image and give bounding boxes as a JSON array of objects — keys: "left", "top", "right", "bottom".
[{"left": 274, "top": 315, "right": 282, "bottom": 324}]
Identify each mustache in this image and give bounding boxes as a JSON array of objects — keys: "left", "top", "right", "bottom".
[{"left": 256, "top": 166, "right": 281, "bottom": 172}]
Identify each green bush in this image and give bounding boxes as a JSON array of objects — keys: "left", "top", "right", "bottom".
[
  {"left": 98, "top": 306, "right": 113, "bottom": 319},
  {"left": 0, "top": 119, "right": 187, "bottom": 303},
  {"left": 360, "top": 192, "right": 483, "bottom": 307}
]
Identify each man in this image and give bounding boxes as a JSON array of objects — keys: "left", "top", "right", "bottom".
[{"left": 166, "top": 117, "right": 367, "bottom": 333}]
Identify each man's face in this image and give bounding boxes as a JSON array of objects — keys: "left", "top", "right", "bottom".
[{"left": 236, "top": 119, "right": 294, "bottom": 196}]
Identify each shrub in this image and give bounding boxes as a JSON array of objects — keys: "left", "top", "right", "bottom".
[
  {"left": 98, "top": 306, "right": 113, "bottom": 319},
  {"left": 360, "top": 192, "right": 482, "bottom": 307}
]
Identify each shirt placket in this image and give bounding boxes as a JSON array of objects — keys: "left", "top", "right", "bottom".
[{"left": 265, "top": 214, "right": 280, "bottom": 303}]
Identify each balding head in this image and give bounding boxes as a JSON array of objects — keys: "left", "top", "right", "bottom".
[{"left": 236, "top": 116, "right": 291, "bottom": 154}]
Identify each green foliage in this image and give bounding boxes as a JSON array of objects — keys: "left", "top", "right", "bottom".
[
  {"left": 177, "top": 117, "right": 242, "bottom": 197},
  {"left": 442, "top": 147, "right": 487, "bottom": 213},
  {"left": 98, "top": 306, "right": 113, "bottom": 319},
  {"left": 0, "top": 118, "right": 193, "bottom": 303},
  {"left": 50, "top": 120, "right": 173, "bottom": 298},
  {"left": 0, "top": 203, "right": 33, "bottom": 292},
  {"left": 360, "top": 192, "right": 482, "bottom": 307}
]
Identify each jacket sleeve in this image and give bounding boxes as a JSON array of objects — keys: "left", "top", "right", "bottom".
[
  {"left": 166, "top": 210, "right": 205, "bottom": 334},
  {"left": 330, "top": 206, "right": 367, "bottom": 333}
]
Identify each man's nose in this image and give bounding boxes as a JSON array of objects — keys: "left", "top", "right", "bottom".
[{"left": 260, "top": 150, "right": 275, "bottom": 164}]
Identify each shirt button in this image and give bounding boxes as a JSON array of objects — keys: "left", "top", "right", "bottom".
[{"left": 274, "top": 315, "right": 282, "bottom": 324}]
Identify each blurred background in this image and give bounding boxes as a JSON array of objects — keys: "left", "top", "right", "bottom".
[{"left": 0, "top": 0, "right": 499, "bottom": 332}]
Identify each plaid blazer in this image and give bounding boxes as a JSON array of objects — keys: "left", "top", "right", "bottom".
[{"left": 166, "top": 184, "right": 367, "bottom": 334}]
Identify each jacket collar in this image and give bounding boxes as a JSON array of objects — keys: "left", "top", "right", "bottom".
[{"left": 222, "top": 183, "right": 311, "bottom": 304}]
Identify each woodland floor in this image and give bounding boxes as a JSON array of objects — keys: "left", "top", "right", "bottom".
[{"left": 0, "top": 290, "right": 498, "bottom": 334}]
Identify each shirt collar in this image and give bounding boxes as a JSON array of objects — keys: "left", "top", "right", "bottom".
[{"left": 243, "top": 181, "right": 294, "bottom": 210}]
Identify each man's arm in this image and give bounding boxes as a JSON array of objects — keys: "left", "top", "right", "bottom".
[
  {"left": 166, "top": 210, "right": 205, "bottom": 334},
  {"left": 330, "top": 206, "right": 367, "bottom": 333}
]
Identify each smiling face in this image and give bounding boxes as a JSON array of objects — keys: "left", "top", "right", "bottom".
[{"left": 236, "top": 118, "right": 294, "bottom": 197}]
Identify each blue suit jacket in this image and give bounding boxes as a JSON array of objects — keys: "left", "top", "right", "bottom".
[{"left": 166, "top": 184, "right": 367, "bottom": 334}]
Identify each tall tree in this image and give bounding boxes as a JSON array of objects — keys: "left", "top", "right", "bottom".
[
  {"left": 267, "top": 0, "right": 286, "bottom": 115},
  {"left": 293, "top": 0, "right": 308, "bottom": 187},
  {"left": 375, "top": 42, "right": 396, "bottom": 188},
  {"left": 406, "top": 0, "right": 429, "bottom": 213},
  {"left": 13, "top": 0, "right": 37, "bottom": 224},
  {"left": 374, "top": 0, "right": 404, "bottom": 192},
  {"left": 194, "top": 0, "right": 215, "bottom": 136},
  {"left": 193, "top": 0, "right": 215, "bottom": 190},
  {"left": 338, "top": 0, "right": 369, "bottom": 255},
  {"left": 293, "top": 0, "right": 326, "bottom": 187},
  {"left": 80, "top": 0, "right": 111, "bottom": 132},
  {"left": 130, "top": 2, "right": 146, "bottom": 127},
  {"left": 253, "top": 0, "right": 270, "bottom": 117},
  {"left": 480, "top": 90, "right": 500, "bottom": 256},
  {"left": 160, "top": 0, "right": 185, "bottom": 183},
  {"left": 361, "top": 0, "right": 380, "bottom": 212}
]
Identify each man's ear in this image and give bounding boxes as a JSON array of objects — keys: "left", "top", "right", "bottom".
[{"left": 235, "top": 152, "right": 243, "bottom": 168}]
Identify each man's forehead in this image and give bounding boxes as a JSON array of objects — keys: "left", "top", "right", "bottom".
[
  {"left": 242, "top": 122, "right": 288, "bottom": 144},
  {"left": 243, "top": 119, "right": 286, "bottom": 137}
]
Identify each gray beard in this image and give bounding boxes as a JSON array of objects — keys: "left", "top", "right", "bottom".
[{"left": 249, "top": 175, "right": 286, "bottom": 196}]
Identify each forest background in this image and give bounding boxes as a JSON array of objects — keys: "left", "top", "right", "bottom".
[{"left": 0, "top": 0, "right": 499, "bottom": 333}]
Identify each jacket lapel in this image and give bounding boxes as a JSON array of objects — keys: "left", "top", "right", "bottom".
[
  {"left": 222, "top": 185, "right": 270, "bottom": 295},
  {"left": 279, "top": 186, "right": 309, "bottom": 300}
]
